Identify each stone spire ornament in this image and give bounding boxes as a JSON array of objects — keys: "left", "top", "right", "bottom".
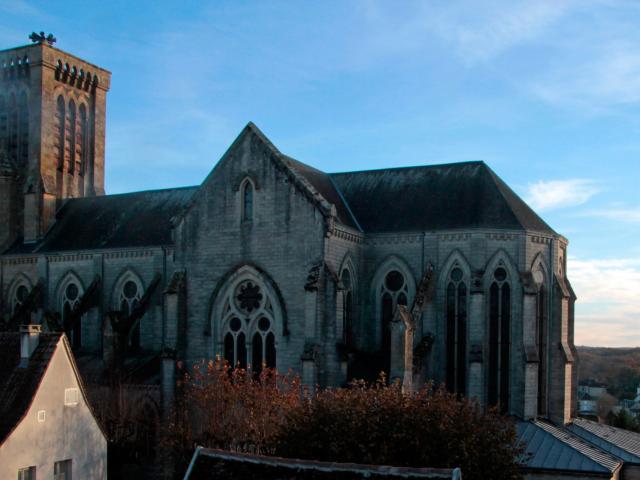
[{"left": 29, "top": 32, "right": 56, "bottom": 46}]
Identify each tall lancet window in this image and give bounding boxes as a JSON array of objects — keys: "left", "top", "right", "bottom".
[
  {"left": 341, "top": 268, "right": 354, "bottom": 347},
  {"left": 119, "top": 279, "right": 142, "bottom": 350},
  {"left": 61, "top": 282, "right": 82, "bottom": 349},
  {"left": 0, "top": 96, "right": 6, "bottom": 155},
  {"left": 8, "top": 94, "right": 17, "bottom": 162},
  {"left": 18, "top": 92, "right": 28, "bottom": 167},
  {"left": 446, "top": 267, "right": 467, "bottom": 395},
  {"left": 488, "top": 267, "right": 511, "bottom": 413},
  {"left": 241, "top": 179, "right": 254, "bottom": 222},
  {"left": 379, "top": 270, "right": 408, "bottom": 375},
  {"left": 56, "top": 96, "right": 65, "bottom": 171},
  {"left": 12, "top": 284, "right": 29, "bottom": 316},
  {"left": 67, "top": 100, "right": 76, "bottom": 174},
  {"left": 535, "top": 275, "right": 547, "bottom": 416},
  {"left": 78, "top": 104, "right": 87, "bottom": 176}
]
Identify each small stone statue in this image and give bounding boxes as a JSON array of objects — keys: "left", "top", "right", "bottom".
[{"left": 29, "top": 32, "right": 56, "bottom": 46}]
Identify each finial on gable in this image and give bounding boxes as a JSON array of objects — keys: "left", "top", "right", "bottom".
[{"left": 29, "top": 31, "right": 56, "bottom": 46}]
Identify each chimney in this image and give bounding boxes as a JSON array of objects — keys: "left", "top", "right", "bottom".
[{"left": 20, "top": 324, "right": 41, "bottom": 365}]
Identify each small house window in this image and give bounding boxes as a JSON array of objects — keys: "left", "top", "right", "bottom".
[
  {"left": 64, "top": 387, "right": 79, "bottom": 406},
  {"left": 241, "top": 179, "right": 254, "bottom": 222},
  {"left": 18, "top": 466, "right": 36, "bottom": 480},
  {"left": 54, "top": 459, "right": 72, "bottom": 480}
]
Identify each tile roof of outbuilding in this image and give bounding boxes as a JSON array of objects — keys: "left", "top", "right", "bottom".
[
  {"left": 0, "top": 332, "right": 62, "bottom": 445},
  {"left": 516, "top": 419, "right": 622, "bottom": 475},
  {"left": 567, "top": 418, "right": 640, "bottom": 464}
]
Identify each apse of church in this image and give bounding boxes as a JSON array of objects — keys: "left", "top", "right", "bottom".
[{"left": 0, "top": 35, "right": 577, "bottom": 431}]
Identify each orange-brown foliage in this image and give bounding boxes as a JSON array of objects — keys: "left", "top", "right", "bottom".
[{"left": 166, "top": 362, "right": 522, "bottom": 480}]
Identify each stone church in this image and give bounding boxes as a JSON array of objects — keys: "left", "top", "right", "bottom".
[{"left": 1, "top": 35, "right": 577, "bottom": 439}]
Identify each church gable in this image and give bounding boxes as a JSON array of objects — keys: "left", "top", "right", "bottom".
[{"left": 180, "top": 122, "right": 350, "bottom": 234}]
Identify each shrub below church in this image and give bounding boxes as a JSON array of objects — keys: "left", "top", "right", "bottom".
[
  {"left": 167, "top": 363, "right": 522, "bottom": 480},
  {"left": 275, "top": 377, "right": 522, "bottom": 480}
]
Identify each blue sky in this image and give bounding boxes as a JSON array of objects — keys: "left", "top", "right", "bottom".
[{"left": 2, "top": 0, "right": 639, "bottom": 346}]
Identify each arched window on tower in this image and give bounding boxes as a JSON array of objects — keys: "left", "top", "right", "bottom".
[
  {"left": 488, "top": 267, "right": 511, "bottom": 413},
  {"left": 535, "top": 272, "right": 548, "bottom": 416},
  {"left": 341, "top": 268, "right": 354, "bottom": 347},
  {"left": 18, "top": 92, "right": 28, "bottom": 167},
  {"left": 119, "top": 279, "right": 142, "bottom": 350},
  {"left": 446, "top": 267, "right": 467, "bottom": 396},
  {"left": 241, "top": 179, "right": 254, "bottom": 222},
  {"left": 379, "top": 270, "right": 408, "bottom": 375},
  {"left": 0, "top": 96, "right": 7, "bottom": 155},
  {"left": 56, "top": 96, "right": 65, "bottom": 171},
  {"left": 8, "top": 94, "right": 17, "bottom": 162},
  {"left": 61, "top": 282, "right": 82, "bottom": 349},
  {"left": 67, "top": 100, "right": 76, "bottom": 175},
  {"left": 78, "top": 104, "right": 87, "bottom": 177}
]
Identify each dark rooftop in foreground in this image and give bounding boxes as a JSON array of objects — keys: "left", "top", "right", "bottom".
[{"left": 184, "top": 447, "right": 461, "bottom": 480}]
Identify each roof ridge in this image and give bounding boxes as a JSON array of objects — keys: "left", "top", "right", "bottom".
[
  {"left": 329, "top": 160, "right": 485, "bottom": 176},
  {"left": 481, "top": 164, "right": 557, "bottom": 236},
  {"left": 97, "top": 185, "right": 199, "bottom": 198}
]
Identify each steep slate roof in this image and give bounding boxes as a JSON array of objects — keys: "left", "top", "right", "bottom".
[
  {"left": 567, "top": 418, "right": 640, "bottom": 464},
  {"left": 0, "top": 332, "right": 62, "bottom": 445},
  {"left": 330, "top": 161, "right": 555, "bottom": 234},
  {"left": 516, "top": 420, "right": 622, "bottom": 476},
  {"left": 283, "top": 155, "right": 360, "bottom": 230},
  {"left": 2, "top": 124, "right": 556, "bottom": 256},
  {"left": 29, "top": 186, "right": 196, "bottom": 253}
]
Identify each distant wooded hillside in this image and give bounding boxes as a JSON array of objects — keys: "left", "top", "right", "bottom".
[{"left": 577, "top": 346, "right": 640, "bottom": 399}]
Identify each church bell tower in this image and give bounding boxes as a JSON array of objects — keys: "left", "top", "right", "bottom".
[{"left": 0, "top": 32, "right": 111, "bottom": 249}]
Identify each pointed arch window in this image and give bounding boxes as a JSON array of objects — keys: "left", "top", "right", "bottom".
[
  {"left": 341, "top": 268, "right": 354, "bottom": 347},
  {"left": 18, "top": 92, "right": 28, "bottom": 167},
  {"left": 12, "top": 283, "right": 30, "bottom": 316},
  {"left": 61, "top": 282, "right": 82, "bottom": 349},
  {"left": 119, "top": 279, "right": 142, "bottom": 350},
  {"left": 446, "top": 267, "right": 467, "bottom": 396},
  {"left": 488, "top": 267, "right": 511, "bottom": 412},
  {"left": 56, "top": 96, "right": 65, "bottom": 171},
  {"left": 67, "top": 100, "right": 76, "bottom": 174},
  {"left": 78, "top": 104, "right": 88, "bottom": 177},
  {"left": 535, "top": 270, "right": 548, "bottom": 416},
  {"left": 220, "top": 278, "right": 277, "bottom": 373},
  {"left": 8, "top": 94, "right": 17, "bottom": 162},
  {"left": 241, "top": 179, "right": 254, "bottom": 222},
  {"left": 0, "top": 96, "right": 7, "bottom": 157},
  {"left": 378, "top": 270, "right": 408, "bottom": 374}
]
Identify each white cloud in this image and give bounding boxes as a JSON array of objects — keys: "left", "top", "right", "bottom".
[
  {"left": 531, "top": 46, "right": 640, "bottom": 110},
  {"left": 569, "top": 256, "right": 640, "bottom": 346},
  {"left": 524, "top": 179, "right": 600, "bottom": 211},
  {"left": 584, "top": 207, "right": 640, "bottom": 223},
  {"left": 428, "top": 0, "right": 581, "bottom": 64}
]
